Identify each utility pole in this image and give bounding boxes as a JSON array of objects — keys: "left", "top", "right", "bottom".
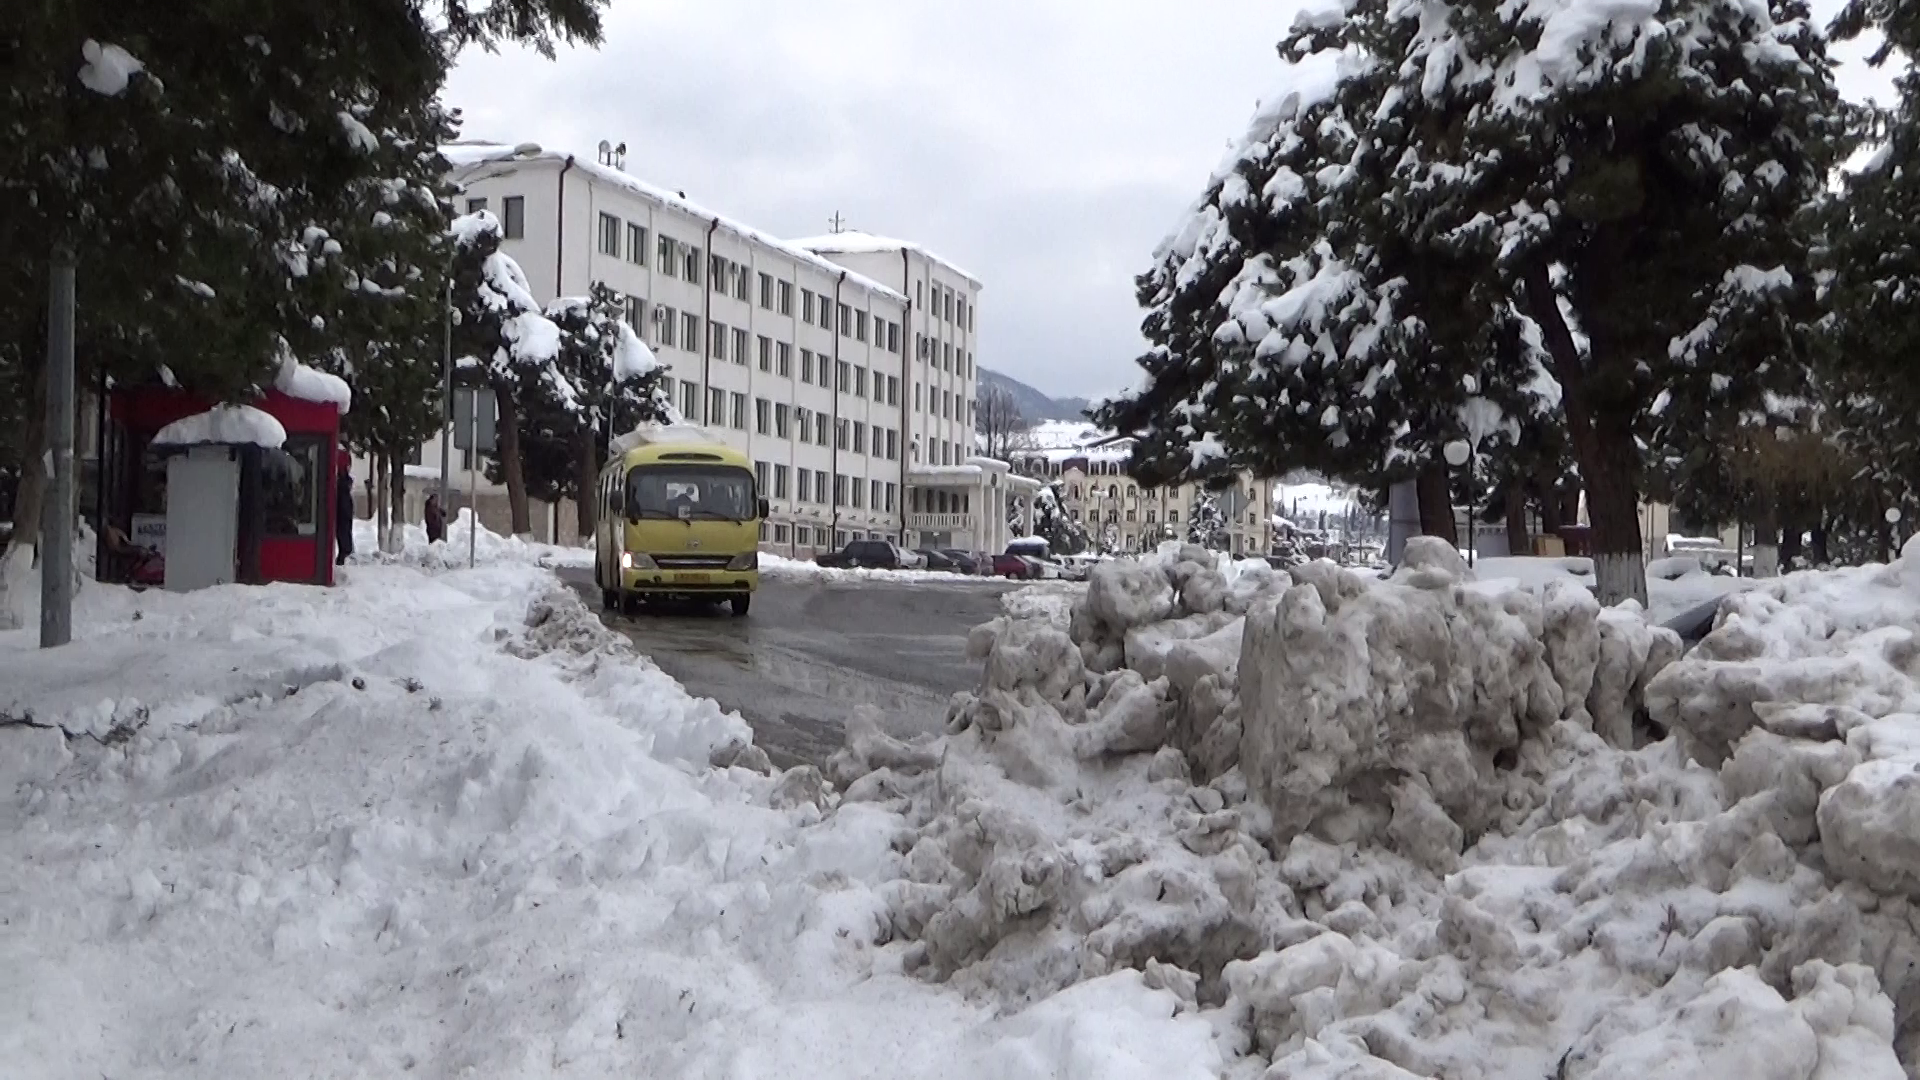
[
  {"left": 41, "top": 244, "right": 76, "bottom": 648},
  {"left": 438, "top": 278, "right": 452, "bottom": 509}
]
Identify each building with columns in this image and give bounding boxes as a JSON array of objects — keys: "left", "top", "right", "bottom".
[{"left": 401, "top": 141, "right": 1019, "bottom": 556}]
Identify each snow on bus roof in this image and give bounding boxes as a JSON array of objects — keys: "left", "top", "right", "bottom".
[
  {"left": 444, "top": 143, "right": 908, "bottom": 305},
  {"left": 608, "top": 423, "right": 730, "bottom": 458}
]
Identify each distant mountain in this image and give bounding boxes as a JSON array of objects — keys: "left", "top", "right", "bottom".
[{"left": 978, "top": 367, "right": 1091, "bottom": 424}]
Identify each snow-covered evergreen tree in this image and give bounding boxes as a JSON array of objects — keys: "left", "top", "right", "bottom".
[
  {"left": 1033, "top": 483, "right": 1089, "bottom": 556},
  {"left": 449, "top": 210, "right": 565, "bottom": 537},
  {"left": 1187, "top": 491, "right": 1227, "bottom": 549}
]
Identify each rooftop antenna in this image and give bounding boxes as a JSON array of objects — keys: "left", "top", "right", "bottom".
[
  {"left": 613, "top": 141, "right": 627, "bottom": 169},
  {"left": 828, "top": 211, "right": 847, "bottom": 234}
]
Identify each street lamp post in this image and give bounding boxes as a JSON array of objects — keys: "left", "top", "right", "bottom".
[{"left": 1443, "top": 439, "right": 1473, "bottom": 568}]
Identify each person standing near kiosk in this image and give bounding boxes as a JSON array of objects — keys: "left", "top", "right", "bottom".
[{"left": 334, "top": 450, "right": 355, "bottom": 566}]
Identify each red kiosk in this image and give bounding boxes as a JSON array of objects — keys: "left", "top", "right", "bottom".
[{"left": 99, "top": 379, "right": 349, "bottom": 589}]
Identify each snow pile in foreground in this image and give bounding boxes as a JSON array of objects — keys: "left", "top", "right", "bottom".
[
  {"left": 0, "top": 564, "right": 1217, "bottom": 1078},
  {"left": 352, "top": 507, "right": 593, "bottom": 570},
  {"left": 1472, "top": 553, "right": 1750, "bottom": 624},
  {"left": 827, "top": 537, "right": 1919, "bottom": 1078}
]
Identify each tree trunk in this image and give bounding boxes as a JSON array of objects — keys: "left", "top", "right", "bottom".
[
  {"left": 385, "top": 453, "right": 406, "bottom": 553},
  {"left": 574, "top": 428, "right": 598, "bottom": 540},
  {"left": 496, "top": 385, "right": 532, "bottom": 537},
  {"left": 1522, "top": 260, "right": 1645, "bottom": 607},
  {"left": 1810, "top": 514, "right": 1829, "bottom": 566},
  {"left": 1750, "top": 491, "right": 1779, "bottom": 579},
  {"left": 1505, "top": 486, "right": 1529, "bottom": 557},
  {"left": 1415, "top": 465, "right": 1457, "bottom": 547},
  {"left": 1778, "top": 510, "right": 1803, "bottom": 573}
]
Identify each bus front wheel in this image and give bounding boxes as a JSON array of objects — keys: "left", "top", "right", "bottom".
[{"left": 730, "top": 595, "right": 750, "bottom": 617}]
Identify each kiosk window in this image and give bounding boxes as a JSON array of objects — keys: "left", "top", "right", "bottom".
[{"left": 263, "top": 439, "right": 322, "bottom": 537}]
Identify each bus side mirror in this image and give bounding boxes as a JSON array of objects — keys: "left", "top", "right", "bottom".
[{"left": 758, "top": 498, "right": 770, "bottom": 519}]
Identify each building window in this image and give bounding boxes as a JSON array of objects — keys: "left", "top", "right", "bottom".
[
  {"left": 800, "top": 350, "right": 813, "bottom": 384},
  {"left": 774, "top": 524, "right": 789, "bottom": 543},
  {"left": 916, "top": 281, "right": 924, "bottom": 306},
  {"left": 885, "top": 428, "right": 898, "bottom": 460},
  {"left": 656, "top": 305, "right": 676, "bottom": 347},
  {"left": 684, "top": 245, "right": 702, "bottom": 284},
  {"left": 968, "top": 306, "right": 975, "bottom": 333},
  {"left": 852, "top": 424, "right": 866, "bottom": 454},
  {"left": 850, "top": 478, "right": 864, "bottom": 509},
  {"left": 466, "top": 196, "right": 488, "bottom": 213},
  {"left": 802, "top": 289, "right": 815, "bottom": 324},
  {"left": 886, "top": 375, "right": 899, "bottom": 405},
  {"left": 776, "top": 342, "right": 792, "bottom": 377},
  {"left": 871, "top": 424, "right": 883, "bottom": 456},
  {"left": 820, "top": 300, "right": 833, "bottom": 333},
  {"left": 708, "top": 386, "right": 724, "bottom": 425},
  {"left": 758, "top": 272, "right": 773, "bottom": 308},
  {"left": 709, "top": 252, "right": 726, "bottom": 286},
  {"left": 710, "top": 321, "right": 727, "bottom": 360},
  {"left": 683, "top": 312, "right": 701, "bottom": 350},
  {"left": 777, "top": 280, "right": 793, "bottom": 315},
  {"left": 853, "top": 366, "right": 867, "bottom": 397},
  {"left": 775, "top": 403, "right": 791, "bottom": 439},
  {"left": 734, "top": 265, "right": 749, "bottom": 301},
  {"left": 855, "top": 311, "right": 869, "bottom": 343},
  {"left": 943, "top": 389, "right": 952, "bottom": 418},
  {"left": 915, "top": 384, "right": 922, "bottom": 411},
  {"left": 836, "top": 418, "right": 850, "bottom": 451},
  {"left": 755, "top": 460, "right": 770, "bottom": 491},
  {"left": 835, "top": 530, "right": 847, "bottom": 549},
  {"left": 502, "top": 196, "right": 525, "bottom": 240},
  {"left": 837, "top": 302, "right": 852, "bottom": 336},
  {"left": 884, "top": 482, "right": 896, "bottom": 513},
  {"left": 796, "top": 467, "right": 811, "bottom": 503},
  {"left": 730, "top": 392, "right": 747, "bottom": 430},
  {"left": 834, "top": 475, "right": 848, "bottom": 507},
  {"left": 625, "top": 295, "right": 643, "bottom": 330},
  {"left": 871, "top": 479, "right": 883, "bottom": 511},
  {"left": 873, "top": 375, "right": 885, "bottom": 403},
  {"left": 682, "top": 381, "right": 701, "bottom": 421},
  {"left": 627, "top": 222, "right": 646, "bottom": 264},
  {"left": 755, "top": 397, "right": 771, "bottom": 435},
  {"left": 598, "top": 212, "right": 620, "bottom": 255},
  {"left": 733, "top": 327, "right": 750, "bottom": 365},
  {"left": 887, "top": 322, "right": 900, "bottom": 353},
  {"left": 774, "top": 464, "right": 789, "bottom": 499},
  {"left": 757, "top": 335, "right": 772, "bottom": 371},
  {"left": 944, "top": 342, "right": 953, "bottom": 371},
  {"left": 657, "top": 236, "right": 676, "bottom": 277},
  {"left": 957, "top": 298, "right": 967, "bottom": 329},
  {"left": 944, "top": 288, "right": 954, "bottom": 322},
  {"left": 837, "top": 361, "right": 850, "bottom": 393},
  {"left": 817, "top": 414, "right": 829, "bottom": 446}
]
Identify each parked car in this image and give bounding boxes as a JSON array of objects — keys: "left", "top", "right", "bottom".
[
  {"left": 1024, "top": 556, "right": 1064, "bottom": 580},
  {"left": 915, "top": 548, "right": 959, "bottom": 572},
  {"left": 940, "top": 549, "right": 984, "bottom": 575},
  {"left": 990, "top": 553, "right": 1035, "bottom": 579},
  {"left": 1057, "top": 553, "right": 1103, "bottom": 581},
  {"left": 817, "top": 540, "right": 927, "bottom": 570}
]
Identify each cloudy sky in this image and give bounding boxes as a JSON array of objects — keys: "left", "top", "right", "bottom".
[{"left": 447, "top": 0, "right": 1901, "bottom": 403}]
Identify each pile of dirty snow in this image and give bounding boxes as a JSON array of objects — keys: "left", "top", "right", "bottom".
[
  {"left": 819, "top": 537, "right": 1918, "bottom": 1078},
  {"left": 0, "top": 561, "right": 1220, "bottom": 1078},
  {"left": 351, "top": 507, "right": 593, "bottom": 570}
]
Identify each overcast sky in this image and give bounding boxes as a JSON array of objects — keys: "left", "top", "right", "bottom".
[{"left": 447, "top": 0, "right": 1901, "bottom": 403}]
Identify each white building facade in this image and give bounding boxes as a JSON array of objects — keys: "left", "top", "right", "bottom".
[{"left": 424, "top": 142, "right": 1007, "bottom": 556}]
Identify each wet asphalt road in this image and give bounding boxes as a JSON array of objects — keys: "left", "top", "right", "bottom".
[{"left": 555, "top": 568, "right": 1019, "bottom": 768}]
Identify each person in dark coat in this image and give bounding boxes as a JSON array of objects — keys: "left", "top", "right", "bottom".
[
  {"left": 335, "top": 452, "right": 356, "bottom": 566},
  {"left": 424, "top": 494, "right": 446, "bottom": 544}
]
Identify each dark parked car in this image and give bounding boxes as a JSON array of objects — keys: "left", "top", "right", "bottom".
[
  {"left": 940, "top": 549, "right": 983, "bottom": 575},
  {"left": 817, "top": 540, "right": 927, "bottom": 570},
  {"left": 990, "top": 553, "right": 1035, "bottom": 579},
  {"left": 915, "top": 549, "right": 958, "bottom": 572}
]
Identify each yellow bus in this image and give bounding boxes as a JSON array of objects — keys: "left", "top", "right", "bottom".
[{"left": 593, "top": 425, "right": 765, "bottom": 617}]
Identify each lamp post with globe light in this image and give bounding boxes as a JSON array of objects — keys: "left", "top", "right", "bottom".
[
  {"left": 1444, "top": 439, "right": 1474, "bottom": 567},
  {"left": 1888, "top": 507, "right": 1903, "bottom": 557}
]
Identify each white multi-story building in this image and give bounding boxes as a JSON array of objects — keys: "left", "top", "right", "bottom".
[
  {"left": 410, "top": 141, "right": 1021, "bottom": 556},
  {"left": 1009, "top": 422, "right": 1273, "bottom": 556}
]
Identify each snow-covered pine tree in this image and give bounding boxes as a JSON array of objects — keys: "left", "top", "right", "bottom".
[
  {"left": 1389, "top": 0, "right": 1845, "bottom": 602},
  {"left": 1096, "top": 6, "right": 1561, "bottom": 555},
  {"left": 449, "top": 209, "right": 565, "bottom": 537},
  {"left": 529, "top": 283, "right": 670, "bottom": 536},
  {"left": 1825, "top": 0, "right": 1920, "bottom": 523},
  {"left": 1187, "top": 491, "right": 1227, "bottom": 549},
  {"left": 1033, "top": 482, "right": 1089, "bottom": 556}
]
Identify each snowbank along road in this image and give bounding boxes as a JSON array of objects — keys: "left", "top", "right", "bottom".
[{"left": 557, "top": 568, "right": 1019, "bottom": 768}]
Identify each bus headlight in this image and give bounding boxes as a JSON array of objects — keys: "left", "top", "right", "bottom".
[
  {"left": 726, "top": 552, "right": 758, "bottom": 571},
  {"left": 621, "top": 552, "right": 657, "bottom": 570}
]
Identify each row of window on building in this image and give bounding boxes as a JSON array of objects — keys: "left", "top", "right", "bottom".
[
  {"left": 1067, "top": 506, "right": 1264, "bottom": 526},
  {"left": 750, "top": 460, "right": 899, "bottom": 515},
  {"left": 760, "top": 523, "right": 895, "bottom": 550},
  {"left": 913, "top": 279, "right": 973, "bottom": 333},
  {"left": 591, "top": 210, "right": 912, "bottom": 347}
]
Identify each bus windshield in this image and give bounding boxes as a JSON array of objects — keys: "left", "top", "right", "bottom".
[{"left": 626, "top": 464, "right": 756, "bottom": 521}]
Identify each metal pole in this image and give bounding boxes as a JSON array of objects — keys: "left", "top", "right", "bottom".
[
  {"left": 438, "top": 279, "right": 452, "bottom": 508},
  {"left": 467, "top": 391, "right": 478, "bottom": 569},
  {"left": 41, "top": 244, "right": 76, "bottom": 648}
]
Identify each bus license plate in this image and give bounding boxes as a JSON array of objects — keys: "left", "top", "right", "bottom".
[{"left": 680, "top": 573, "right": 711, "bottom": 583}]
